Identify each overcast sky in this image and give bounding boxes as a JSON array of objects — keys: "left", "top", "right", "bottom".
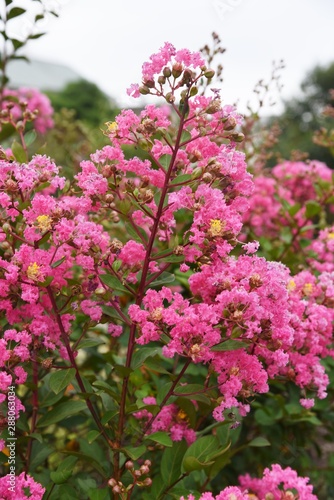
[{"left": 22, "top": 0, "right": 334, "bottom": 114}]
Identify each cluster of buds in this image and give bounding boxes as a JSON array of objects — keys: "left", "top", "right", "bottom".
[{"left": 108, "top": 460, "right": 152, "bottom": 497}]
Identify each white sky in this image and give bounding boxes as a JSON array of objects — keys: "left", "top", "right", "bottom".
[{"left": 20, "top": 0, "right": 334, "bottom": 115}]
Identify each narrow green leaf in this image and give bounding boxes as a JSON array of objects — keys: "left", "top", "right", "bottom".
[
  {"left": 211, "top": 339, "right": 249, "bottom": 352},
  {"left": 144, "top": 431, "right": 173, "bottom": 447},
  {"left": 76, "top": 338, "right": 105, "bottom": 349},
  {"left": 37, "top": 400, "right": 87, "bottom": 427},
  {"left": 51, "top": 256, "right": 66, "bottom": 268},
  {"left": 29, "top": 32, "right": 45, "bottom": 39},
  {"left": 7, "top": 7, "right": 26, "bottom": 20},
  {"left": 50, "top": 456, "right": 78, "bottom": 484},
  {"left": 36, "top": 275, "right": 54, "bottom": 287},
  {"left": 99, "top": 273, "right": 129, "bottom": 294},
  {"left": 161, "top": 441, "right": 188, "bottom": 485},
  {"left": 62, "top": 450, "right": 107, "bottom": 478},
  {"left": 305, "top": 200, "right": 321, "bottom": 218},
  {"left": 171, "top": 174, "right": 192, "bottom": 185},
  {"left": 87, "top": 430, "right": 101, "bottom": 444},
  {"left": 248, "top": 436, "right": 271, "bottom": 447},
  {"left": 149, "top": 271, "right": 175, "bottom": 287},
  {"left": 123, "top": 445, "right": 146, "bottom": 460},
  {"left": 132, "top": 347, "right": 161, "bottom": 370},
  {"left": 49, "top": 368, "right": 76, "bottom": 395},
  {"left": 181, "top": 436, "right": 218, "bottom": 473},
  {"left": 11, "top": 140, "right": 27, "bottom": 163}
]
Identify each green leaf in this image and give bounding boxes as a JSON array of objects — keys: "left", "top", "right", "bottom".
[
  {"left": 7, "top": 7, "right": 26, "bottom": 20},
  {"left": 211, "top": 339, "right": 249, "bottom": 352},
  {"left": 11, "top": 38, "right": 24, "bottom": 50},
  {"left": 11, "top": 140, "right": 27, "bottom": 163},
  {"left": 36, "top": 276, "right": 54, "bottom": 287},
  {"left": 174, "top": 384, "right": 211, "bottom": 405},
  {"left": 76, "top": 338, "right": 105, "bottom": 349},
  {"left": 99, "top": 273, "right": 129, "bottom": 294},
  {"left": 182, "top": 436, "right": 218, "bottom": 473},
  {"left": 161, "top": 441, "right": 188, "bottom": 485},
  {"left": 132, "top": 347, "right": 161, "bottom": 370},
  {"left": 62, "top": 450, "right": 108, "bottom": 478},
  {"left": 144, "top": 431, "right": 173, "bottom": 447},
  {"left": 125, "top": 222, "right": 148, "bottom": 243},
  {"left": 49, "top": 368, "right": 76, "bottom": 395},
  {"left": 288, "top": 203, "right": 301, "bottom": 216},
  {"left": 149, "top": 271, "right": 175, "bottom": 287},
  {"left": 305, "top": 200, "right": 321, "bottom": 218},
  {"left": 159, "top": 154, "right": 172, "bottom": 170},
  {"left": 171, "top": 174, "right": 192, "bottom": 185},
  {"left": 51, "top": 256, "right": 66, "bottom": 268},
  {"left": 50, "top": 456, "right": 78, "bottom": 484},
  {"left": 88, "top": 489, "right": 109, "bottom": 500},
  {"left": 37, "top": 400, "right": 87, "bottom": 427},
  {"left": 87, "top": 430, "right": 101, "bottom": 444},
  {"left": 123, "top": 445, "right": 146, "bottom": 460},
  {"left": 30, "top": 442, "right": 53, "bottom": 470},
  {"left": 101, "top": 305, "right": 124, "bottom": 322},
  {"left": 248, "top": 437, "right": 271, "bottom": 447},
  {"left": 29, "top": 32, "right": 45, "bottom": 39}
]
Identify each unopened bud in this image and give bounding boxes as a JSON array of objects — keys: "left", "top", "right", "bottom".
[
  {"left": 139, "top": 85, "right": 150, "bottom": 95},
  {"left": 158, "top": 75, "right": 166, "bottom": 85},
  {"left": 144, "top": 79, "right": 155, "bottom": 89},
  {"left": 229, "top": 132, "right": 245, "bottom": 142},
  {"left": 163, "top": 66, "right": 172, "bottom": 77},
  {"left": 165, "top": 92, "right": 175, "bottom": 103},
  {"left": 172, "top": 62, "right": 183, "bottom": 78},
  {"left": 125, "top": 461, "right": 134, "bottom": 470},
  {"left": 202, "top": 172, "right": 213, "bottom": 183},
  {"left": 2, "top": 223, "right": 11, "bottom": 233},
  {"left": 190, "top": 86, "right": 198, "bottom": 97},
  {"left": 204, "top": 68, "right": 215, "bottom": 79},
  {"left": 143, "top": 478, "right": 152, "bottom": 486},
  {"left": 105, "top": 194, "right": 114, "bottom": 204},
  {"left": 206, "top": 99, "right": 221, "bottom": 114},
  {"left": 223, "top": 116, "right": 237, "bottom": 131},
  {"left": 16, "top": 121, "right": 25, "bottom": 132}
]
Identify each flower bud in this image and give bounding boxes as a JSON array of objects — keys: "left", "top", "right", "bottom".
[
  {"left": 125, "top": 460, "right": 134, "bottom": 470},
  {"left": 165, "top": 92, "right": 175, "bottom": 103},
  {"left": 172, "top": 62, "right": 183, "bottom": 78},
  {"left": 223, "top": 116, "right": 237, "bottom": 131},
  {"left": 204, "top": 68, "right": 215, "bottom": 79},
  {"left": 190, "top": 86, "right": 198, "bottom": 97},
  {"left": 163, "top": 66, "right": 172, "bottom": 77},
  {"left": 206, "top": 99, "right": 221, "bottom": 114},
  {"left": 143, "top": 478, "right": 152, "bottom": 486},
  {"left": 158, "top": 75, "right": 166, "bottom": 85},
  {"left": 229, "top": 132, "right": 245, "bottom": 142},
  {"left": 139, "top": 85, "right": 150, "bottom": 95}
]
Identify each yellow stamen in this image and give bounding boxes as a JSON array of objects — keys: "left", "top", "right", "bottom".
[
  {"left": 36, "top": 215, "right": 52, "bottom": 232},
  {"left": 303, "top": 283, "right": 313, "bottom": 296},
  {"left": 105, "top": 121, "right": 118, "bottom": 133},
  {"left": 27, "top": 262, "right": 41, "bottom": 281},
  {"left": 327, "top": 232, "right": 334, "bottom": 239},
  {"left": 287, "top": 279, "right": 296, "bottom": 291},
  {"left": 208, "top": 219, "right": 225, "bottom": 238}
]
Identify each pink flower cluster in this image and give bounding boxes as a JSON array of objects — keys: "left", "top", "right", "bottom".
[
  {"left": 1, "top": 87, "right": 54, "bottom": 133},
  {"left": 134, "top": 396, "right": 196, "bottom": 445},
  {"left": 0, "top": 472, "right": 45, "bottom": 499},
  {"left": 243, "top": 160, "right": 333, "bottom": 239},
  {"left": 181, "top": 464, "right": 317, "bottom": 499}
]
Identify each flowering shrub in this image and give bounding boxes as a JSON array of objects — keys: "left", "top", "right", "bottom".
[{"left": 0, "top": 39, "right": 333, "bottom": 500}]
